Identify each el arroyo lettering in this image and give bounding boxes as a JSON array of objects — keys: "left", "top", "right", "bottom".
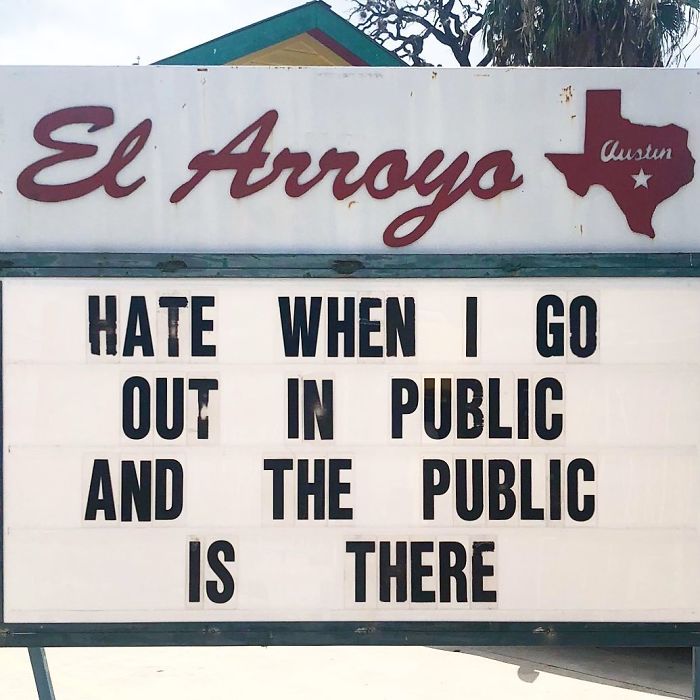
[{"left": 15, "top": 105, "right": 522, "bottom": 247}]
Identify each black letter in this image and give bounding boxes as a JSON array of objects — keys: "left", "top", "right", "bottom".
[
  {"left": 188, "top": 378, "right": 219, "bottom": 439},
  {"left": 84, "top": 458, "right": 116, "bottom": 520},
  {"left": 549, "top": 459, "right": 562, "bottom": 520},
  {"left": 206, "top": 540, "right": 235, "bottom": 604},
  {"left": 123, "top": 296, "right": 154, "bottom": 357},
  {"left": 278, "top": 297, "right": 321, "bottom": 357},
  {"left": 297, "top": 458, "right": 325, "bottom": 520},
  {"left": 122, "top": 376, "right": 150, "bottom": 440},
  {"left": 329, "top": 459, "right": 353, "bottom": 520},
  {"left": 488, "top": 378, "right": 512, "bottom": 439},
  {"left": 424, "top": 378, "right": 451, "bottom": 440},
  {"left": 535, "top": 377, "right": 563, "bottom": 440},
  {"left": 346, "top": 541, "right": 375, "bottom": 603},
  {"left": 537, "top": 294, "right": 564, "bottom": 358},
  {"left": 570, "top": 296, "right": 597, "bottom": 358},
  {"left": 410, "top": 542, "right": 435, "bottom": 603},
  {"left": 472, "top": 541, "right": 497, "bottom": 603},
  {"left": 379, "top": 541, "right": 408, "bottom": 602},
  {"left": 155, "top": 459, "right": 184, "bottom": 520},
  {"left": 439, "top": 541, "right": 468, "bottom": 603},
  {"left": 263, "top": 458, "right": 293, "bottom": 519},
  {"left": 456, "top": 458, "right": 484, "bottom": 521},
  {"left": 488, "top": 459, "right": 516, "bottom": 520},
  {"left": 303, "top": 379, "right": 333, "bottom": 440},
  {"left": 359, "top": 297, "right": 382, "bottom": 358},
  {"left": 121, "top": 459, "right": 151, "bottom": 521},
  {"left": 191, "top": 296, "right": 216, "bottom": 357},
  {"left": 520, "top": 459, "right": 544, "bottom": 520},
  {"left": 287, "top": 378, "right": 299, "bottom": 439},
  {"left": 567, "top": 458, "right": 595, "bottom": 522},
  {"left": 517, "top": 378, "right": 529, "bottom": 439},
  {"left": 88, "top": 295, "right": 117, "bottom": 355},
  {"left": 391, "top": 378, "right": 418, "bottom": 438},
  {"left": 156, "top": 377, "right": 184, "bottom": 440},
  {"left": 465, "top": 296, "right": 478, "bottom": 357},
  {"left": 456, "top": 379, "right": 483, "bottom": 439},
  {"left": 159, "top": 296, "right": 188, "bottom": 357},
  {"left": 188, "top": 539, "right": 201, "bottom": 603},
  {"left": 386, "top": 297, "right": 415, "bottom": 357},
  {"left": 328, "top": 297, "right": 355, "bottom": 357},
  {"left": 422, "top": 459, "right": 450, "bottom": 520}
]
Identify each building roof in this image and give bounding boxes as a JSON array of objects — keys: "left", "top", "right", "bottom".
[{"left": 155, "top": 1, "right": 405, "bottom": 67}]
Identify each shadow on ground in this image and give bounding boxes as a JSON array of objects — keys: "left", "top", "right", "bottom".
[{"left": 439, "top": 647, "right": 690, "bottom": 698}]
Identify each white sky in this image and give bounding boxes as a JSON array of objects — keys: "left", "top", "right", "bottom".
[
  {"left": 0, "top": 0, "right": 464, "bottom": 66},
  {"left": 0, "top": 0, "right": 695, "bottom": 67},
  {"left": 0, "top": 0, "right": 360, "bottom": 66}
]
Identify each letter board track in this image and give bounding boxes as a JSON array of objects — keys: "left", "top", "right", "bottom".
[{"left": 3, "top": 277, "right": 700, "bottom": 626}]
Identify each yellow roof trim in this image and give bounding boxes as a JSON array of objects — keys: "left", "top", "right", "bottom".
[{"left": 228, "top": 32, "right": 351, "bottom": 66}]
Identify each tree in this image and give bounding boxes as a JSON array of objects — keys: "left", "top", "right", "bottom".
[
  {"left": 348, "top": 0, "right": 492, "bottom": 66},
  {"left": 347, "top": 0, "right": 699, "bottom": 66},
  {"left": 482, "top": 0, "right": 699, "bottom": 65}
]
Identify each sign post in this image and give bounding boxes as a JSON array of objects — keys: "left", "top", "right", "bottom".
[
  {"left": 27, "top": 648, "right": 55, "bottom": 700},
  {"left": 1, "top": 66, "right": 700, "bottom": 696}
]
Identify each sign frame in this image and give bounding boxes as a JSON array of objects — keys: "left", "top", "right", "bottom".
[{"left": 1, "top": 250, "right": 700, "bottom": 648}]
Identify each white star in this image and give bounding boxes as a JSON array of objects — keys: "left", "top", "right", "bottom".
[{"left": 632, "top": 168, "right": 652, "bottom": 189}]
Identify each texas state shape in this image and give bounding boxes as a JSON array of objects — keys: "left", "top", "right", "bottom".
[{"left": 545, "top": 90, "right": 694, "bottom": 238}]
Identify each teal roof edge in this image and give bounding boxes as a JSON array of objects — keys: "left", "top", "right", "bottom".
[{"left": 154, "top": 1, "right": 405, "bottom": 67}]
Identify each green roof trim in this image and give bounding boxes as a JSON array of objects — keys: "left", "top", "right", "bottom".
[{"left": 155, "top": 1, "right": 405, "bottom": 67}]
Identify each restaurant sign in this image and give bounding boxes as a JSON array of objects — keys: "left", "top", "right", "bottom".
[
  {"left": 0, "top": 66, "right": 697, "bottom": 254},
  {"left": 0, "top": 67, "right": 699, "bottom": 648}
]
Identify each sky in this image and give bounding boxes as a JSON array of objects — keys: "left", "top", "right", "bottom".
[
  {"left": 0, "top": 0, "right": 360, "bottom": 66},
  {"left": 0, "top": 0, "right": 457, "bottom": 66},
  {"left": 0, "top": 0, "right": 695, "bottom": 67}
]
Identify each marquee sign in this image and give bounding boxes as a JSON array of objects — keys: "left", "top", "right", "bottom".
[
  {"left": 3, "top": 275, "right": 700, "bottom": 629},
  {"left": 1, "top": 66, "right": 700, "bottom": 648},
  {"left": 0, "top": 67, "right": 698, "bottom": 254}
]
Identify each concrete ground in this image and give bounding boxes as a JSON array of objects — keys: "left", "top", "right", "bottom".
[{"left": 0, "top": 646, "right": 691, "bottom": 699}]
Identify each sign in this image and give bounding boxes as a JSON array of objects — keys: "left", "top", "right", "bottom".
[
  {"left": 1, "top": 66, "right": 700, "bottom": 647},
  {"left": 3, "top": 276, "right": 700, "bottom": 626},
  {"left": 0, "top": 67, "right": 697, "bottom": 254}
]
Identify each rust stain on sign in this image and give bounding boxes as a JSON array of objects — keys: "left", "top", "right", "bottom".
[{"left": 561, "top": 85, "right": 573, "bottom": 103}]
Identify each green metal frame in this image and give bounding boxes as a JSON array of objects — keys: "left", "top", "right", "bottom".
[
  {"left": 2, "top": 622, "right": 700, "bottom": 647},
  {"left": 155, "top": 1, "right": 405, "bottom": 67},
  {"left": 0, "top": 252, "right": 697, "bottom": 277},
  {"left": 2, "top": 251, "right": 699, "bottom": 648},
  {"left": 27, "top": 648, "right": 55, "bottom": 700}
]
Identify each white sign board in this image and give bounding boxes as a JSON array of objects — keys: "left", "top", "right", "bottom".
[
  {"left": 0, "top": 66, "right": 697, "bottom": 254},
  {"left": 4, "top": 277, "right": 699, "bottom": 623}
]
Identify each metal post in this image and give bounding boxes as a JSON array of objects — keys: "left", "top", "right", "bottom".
[
  {"left": 693, "top": 647, "right": 700, "bottom": 700},
  {"left": 28, "top": 647, "right": 56, "bottom": 700}
]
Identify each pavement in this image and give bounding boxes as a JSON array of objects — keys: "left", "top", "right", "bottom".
[{"left": 0, "top": 646, "right": 691, "bottom": 699}]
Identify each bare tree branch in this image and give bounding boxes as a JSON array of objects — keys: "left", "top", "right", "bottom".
[{"left": 347, "top": 0, "right": 485, "bottom": 66}]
